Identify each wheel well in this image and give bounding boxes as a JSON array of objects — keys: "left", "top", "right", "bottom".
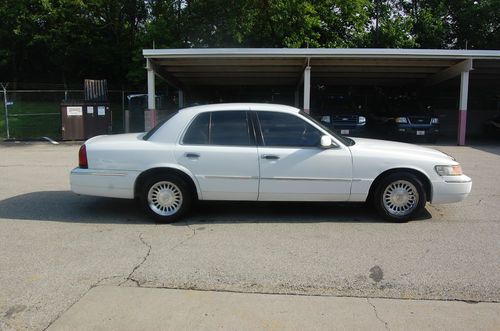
[
  {"left": 367, "top": 168, "right": 432, "bottom": 202},
  {"left": 134, "top": 168, "right": 199, "bottom": 200}
]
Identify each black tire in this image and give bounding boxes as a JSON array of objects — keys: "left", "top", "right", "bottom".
[
  {"left": 373, "top": 172, "right": 427, "bottom": 222},
  {"left": 140, "top": 174, "right": 192, "bottom": 223}
]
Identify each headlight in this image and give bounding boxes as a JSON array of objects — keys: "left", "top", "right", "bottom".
[
  {"left": 395, "top": 117, "right": 408, "bottom": 123},
  {"left": 435, "top": 165, "right": 462, "bottom": 176},
  {"left": 358, "top": 116, "right": 366, "bottom": 124},
  {"left": 431, "top": 117, "right": 439, "bottom": 124}
]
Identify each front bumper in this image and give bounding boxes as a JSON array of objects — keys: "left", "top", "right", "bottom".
[
  {"left": 431, "top": 174, "right": 472, "bottom": 204},
  {"left": 332, "top": 124, "right": 366, "bottom": 137},
  {"left": 391, "top": 125, "right": 439, "bottom": 139}
]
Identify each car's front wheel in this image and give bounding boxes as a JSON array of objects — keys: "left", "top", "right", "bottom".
[
  {"left": 140, "top": 174, "right": 192, "bottom": 223},
  {"left": 373, "top": 172, "right": 426, "bottom": 222}
]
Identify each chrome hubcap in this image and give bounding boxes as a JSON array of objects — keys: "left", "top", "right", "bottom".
[
  {"left": 147, "top": 181, "right": 183, "bottom": 216},
  {"left": 383, "top": 180, "right": 419, "bottom": 216}
]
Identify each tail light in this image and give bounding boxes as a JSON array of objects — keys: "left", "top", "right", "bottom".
[{"left": 78, "top": 145, "right": 88, "bottom": 169}]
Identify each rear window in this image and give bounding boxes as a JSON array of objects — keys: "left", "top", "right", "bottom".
[
  {"left": 210, "top": 111, "right": 252, "bottom": 146},
  {"left": 182, "top": 111, "right": 253, "bottom": 146},
  {"left": 183, "top": 112, "right": 210, "bottom": 144},
  {"left": 143, "top": 112, "right": 178, "bottom": 140}
]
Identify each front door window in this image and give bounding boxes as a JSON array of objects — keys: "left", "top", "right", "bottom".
[{"left": 257, "top": 111, "right": 322, "bottom": 147}]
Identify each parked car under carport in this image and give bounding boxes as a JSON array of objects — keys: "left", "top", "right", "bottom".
[
  {"left": 313, "top": 94, "right": 368, "bottom": 137},
  {"left": 370, "top": 96, "right": 440, "bottom": 143}
]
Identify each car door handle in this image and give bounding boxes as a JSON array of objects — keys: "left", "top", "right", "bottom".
[
  {"left": 185, "top": 153, "right": 200, "bottom": 159},
  {"left": 262, "top": 155, "right": 280, "bottom": 160}
]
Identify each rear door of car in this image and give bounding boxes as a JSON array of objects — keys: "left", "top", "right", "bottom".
[
  {"left": 175, "top": 110, "right": 259, "bottom": 200},
  {"left": 253, "top": 110, "right": 352, "bottom": 201}
]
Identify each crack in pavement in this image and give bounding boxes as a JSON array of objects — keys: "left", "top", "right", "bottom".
[
  {"left": 118, "top": 225, "right": 197, "bottom": 289},
  {"left": 169, "top": 223, "right": 197, "bottom": 251},
  {"left": 43, "top": 232, "right": 154, "bottom": 330},
  {"left": 367, "top": 298, "right": 390, "bottom": 331},
  {"left": 91, "top": 275, "right": 123, "bottom": 288},
  {"left": 42, "top": 274, "right": 125, "bottom": 331},
  {"left": 119, "top": 233, "right": 152, "bottom": 287}
]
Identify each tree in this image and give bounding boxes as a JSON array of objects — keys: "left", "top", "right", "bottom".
[
  {"left": 0, "top": 0, "right": 50, "bottom": 86},
  {"left": 314, "top": 0, "right": 372, "bottom": 48},
  {"left": 1, "top": 0, "right": 498, "bottom": 88},
  {"left": 368, "top": 0, "right": 417, "bottom": 48},
  {"left": 404, "top": 0, "right": 451, "bottom": 49},
  {"left": 448, "top": 0, "right": 500, "bottom": 49}
]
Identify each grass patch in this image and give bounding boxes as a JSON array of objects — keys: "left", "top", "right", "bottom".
[
  {"left": 0, "top": 102, "right": 60, "bottom": 139},
  {"left": 0, "top": 101, "right": 124, "bottom": 139}
]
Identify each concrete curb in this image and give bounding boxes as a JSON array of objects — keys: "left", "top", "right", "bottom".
[{"left": 48, "top": 286, "right": 500, "bottom": 331}]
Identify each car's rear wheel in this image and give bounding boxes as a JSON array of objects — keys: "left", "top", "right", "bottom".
[
  {"left": 140, "top": 174, "right": 192, "bottom": 223},
  {"left": 373, "top": 172, "right": 426, "bottom": 222}
]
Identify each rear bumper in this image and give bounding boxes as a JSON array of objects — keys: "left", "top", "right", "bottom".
[
  {"left": 70, "top": 168, "right": 139, "bottom": 199},
  {"left": 431, "top": 175, "right": 472, "bottom": 204}
]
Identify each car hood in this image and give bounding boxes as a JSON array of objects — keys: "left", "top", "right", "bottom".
[{"left": 348, "top": 137, "right": 455, "bottom": 162}]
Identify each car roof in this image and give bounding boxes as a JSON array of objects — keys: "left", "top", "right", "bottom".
[{"left": 179, "top": 103, "right": 300, "bottom": 114}]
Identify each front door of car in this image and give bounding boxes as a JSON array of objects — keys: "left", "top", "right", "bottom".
[
  {"left": 175, "top": 111, "right": 259, "bottom": 200},
  {"left": 254, "top": 111, "right": 352, "bottom": 201}
]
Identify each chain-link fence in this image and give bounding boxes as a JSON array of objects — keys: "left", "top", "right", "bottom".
[{"left": 0, "top": 87, "right": 147, "bottom": 140}]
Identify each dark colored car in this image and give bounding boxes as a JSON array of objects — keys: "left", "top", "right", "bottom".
[
  {"left": 485, "top": 113, "right": 500, "bottom": 137},
  {"left": 372, "top": 97, "right": 440, "bottom": 142},
  {"left": 314, "top": 95, "right": 367, "bottom": 137}
]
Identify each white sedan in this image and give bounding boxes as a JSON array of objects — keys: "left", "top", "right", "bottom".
[{"left": 70, "top": 103, "right": 472, "bottom": 223}]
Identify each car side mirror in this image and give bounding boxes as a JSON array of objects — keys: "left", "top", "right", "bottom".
[{"left": 320, "top": 135, "right": 333, "bottom": 148}]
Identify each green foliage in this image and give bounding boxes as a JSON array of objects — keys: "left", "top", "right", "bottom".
[
  {"left": 0, "top": 0, "right": 499, "bottom": 88},
  {"left": 315, "top": 0, "right": 372, "bottom": 47},
  {"left": 244, "top": 0, "right": 321, "bottom": 47},
  {"left": 448, "top": 0, "right": 500, "bottom": 49}
]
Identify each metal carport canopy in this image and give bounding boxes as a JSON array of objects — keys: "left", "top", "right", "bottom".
[{"left": 143, "top": 48, "right": 500, "bottom": 145}]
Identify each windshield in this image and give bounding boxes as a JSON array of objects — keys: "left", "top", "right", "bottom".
[
  {"left": 143, "top": 111, "right": 178, "bottom": 140},
  {"left": 379, "top": 97, "right": 432, "bottom": 116},
  {"left": 319, "top": 95, "right": 364, "bottom": 115},
  {"left": 300, "top": 111, "right": 355, "bottom": 146}
]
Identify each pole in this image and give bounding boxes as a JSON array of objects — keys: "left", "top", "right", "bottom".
[
  {"left": 146, "top": 59, "right": 157, "bottom": 130},
  {"left": 1, "top": 83, "right": 9, "bottom": 139},
  {"left": 457, "top": 71, "right": 469, "bottom": 146},
  {"left": 121, "top": 89, "right": 125, "bottom": 132},
  {"left": 146, "top": 59, "right": 156, "bottom": 110},
  {"left": 303, "top": 66, "right": 311, "bottom": 113}
]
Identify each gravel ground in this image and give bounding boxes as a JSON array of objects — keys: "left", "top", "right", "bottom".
[{"left": 0, "top": 141, "right": 499, "bottom": 330}]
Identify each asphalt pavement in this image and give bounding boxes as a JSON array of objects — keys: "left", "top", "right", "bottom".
[{"left": 0, "top": 141, "right": 499, "bottom": 330}]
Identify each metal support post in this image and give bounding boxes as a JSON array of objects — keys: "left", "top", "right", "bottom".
[
  {"left": 178, "top": 90, "right": 184, "bottom": 109},
  {"left": 303, "top": 66, "right": 311, "bottom": 113},
  {"left": 146, "top": 59, "right": 157, "bottom": 130},
  {"left": 147, "top": 60, "right": 156, "bottom": 111},
  {"left": 458, "top": 71, "right": 469, "bottom": 146},
  {"left": 121, "top": 90, "right": 126, "bottom": 132},
  {"left": 1, "top": 83, "right": 10, "bottom": 139}
]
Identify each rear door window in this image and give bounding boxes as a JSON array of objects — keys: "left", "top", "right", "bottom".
[{"left": 183, "top": 111, "right": 253, "bottom": 146}]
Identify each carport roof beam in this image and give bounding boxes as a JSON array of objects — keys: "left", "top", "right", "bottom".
[
  {"left": 147, "top": 58, "right": 185, "bottom": 90},
  {"left": 426, "top": 59, "right": 474, "bottom": 86},
  {"left": 143, "top": 48, "right": 500, "bottom": 60},
  {"left": 143, "top": 48, "right": 500, "bottom": 88}
]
